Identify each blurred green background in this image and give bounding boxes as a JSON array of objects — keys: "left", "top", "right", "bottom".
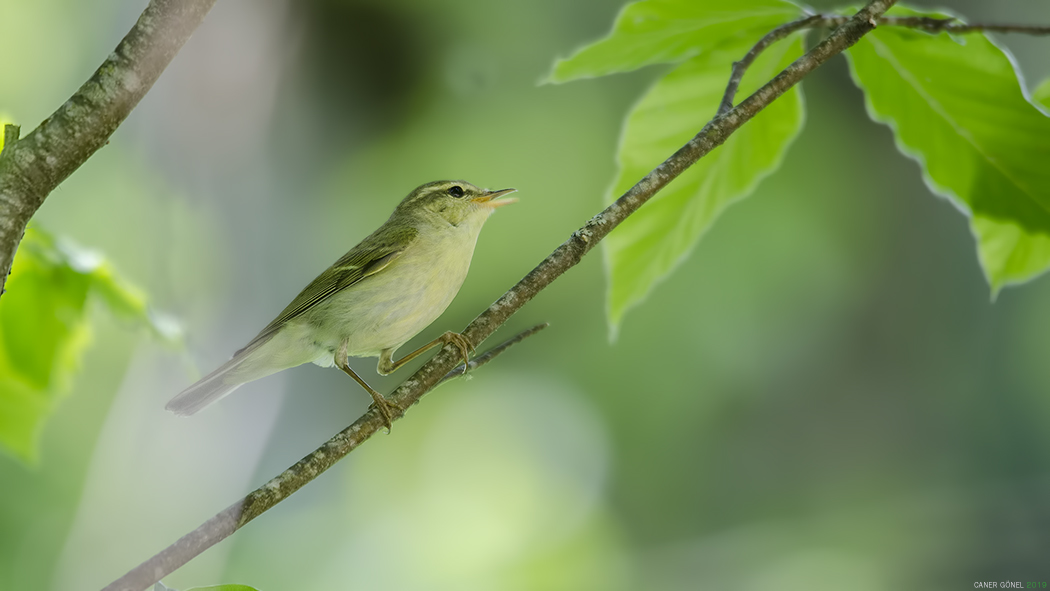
[{"left": 3, "top": 0, "right": 1050, "bottom": 589}]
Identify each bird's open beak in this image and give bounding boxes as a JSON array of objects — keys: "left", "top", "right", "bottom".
[{"left": 473, "top": 188, "right": 518, "bottom": 208}]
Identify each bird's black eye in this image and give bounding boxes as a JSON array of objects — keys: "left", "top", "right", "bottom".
[{"left": 447, "top": 185, "right": 465, "bottom": 198}]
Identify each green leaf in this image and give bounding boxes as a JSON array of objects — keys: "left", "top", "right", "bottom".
[
  {"left": 546, "top": 0, "right": 801, "bottom": 83},
  {"left": 604, "top": 33, "right": 806, "bottom": 335},
  {"left": 156, "top": 583, "right": 261, "bottom": 591},
  {"left": 0, "top": 113, "right": 13, "bottom": 153},
  {"left": 845, "top": 7, "right": 1050, "bottom": 294},
  {"left": 1034, "top": 77, "right": 1050, "bottom": 106},
  {"left": 971, "top": 216, "right": 1050, "bottom": 293},
  {"left": 970, "top": 80, "right": 1050, "bottom": 293},
  {"left": 0, "top": 227, "right": 181, "bottom": 464}
]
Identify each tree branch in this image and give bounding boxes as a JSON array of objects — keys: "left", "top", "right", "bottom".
[
  {"left": 0, "top": 0, "right": 217, "bottom": 298},
  {"left": 101, "top": 1, "right": 899, "bottom": 589},
  {"left": 719, "top": 15, "right": 1050, "bottom": 115}
]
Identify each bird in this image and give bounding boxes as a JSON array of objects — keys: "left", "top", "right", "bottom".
[{"left": 166, "top": 180, "right": 517, "bottom": 427}]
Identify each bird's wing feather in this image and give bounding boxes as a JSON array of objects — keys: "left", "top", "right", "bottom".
[{"left": 236, "top": 224, "right": 418, "bottom": 355}]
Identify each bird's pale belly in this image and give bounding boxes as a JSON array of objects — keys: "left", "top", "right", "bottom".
[{"left": 303, "top": 238, "right": 472, "bottom": 361}]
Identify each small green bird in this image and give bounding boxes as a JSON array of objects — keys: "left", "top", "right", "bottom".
[{"left": 166, "top": 180, "right": 517, "bottom": 426}]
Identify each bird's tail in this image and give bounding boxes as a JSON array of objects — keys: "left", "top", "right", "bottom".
[{"left": 165, "top": 354, "right": 251, "bottom": 416}]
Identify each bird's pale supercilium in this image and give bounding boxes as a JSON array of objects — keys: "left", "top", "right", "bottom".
[{"left": 166, "top": 180, "right": 517, "bottom": 427}]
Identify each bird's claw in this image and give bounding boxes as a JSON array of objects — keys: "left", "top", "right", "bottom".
[
  {"left": 369, "top": 395, "right": 404, "bottom": 433},
  {"left": 445, "top": 332, "right": 475, "bottom": 370}
]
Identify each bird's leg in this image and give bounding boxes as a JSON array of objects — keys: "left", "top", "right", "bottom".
[
  {"left": 377, "top": 331, "right": 474, "bottom": 376},
  {"left": 336, "top": 339, "right": 402, "bottom": 431}
]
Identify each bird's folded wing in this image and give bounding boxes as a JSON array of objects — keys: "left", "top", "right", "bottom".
[{"left": 235, "top": 225, "right": 417, "bottom": 355}]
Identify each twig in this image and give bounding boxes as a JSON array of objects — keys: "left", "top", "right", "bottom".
[
  {"left": 718, "top": 14, "right": 825, "bottom": 115},
  {"left": 849, "top": 16, "right": 1050, "bottom": 35},
  {"left": 718, "top": 15, "right": 1050, "bottom": 115},
  {"left": 0, "top": 0, "right": 217, "bottom": 298},
  {"left": 101, "top": 1, "right": 899, "bottom": 589},
  {"left": 437, "top": 322, "right": 549, "bottom": 385}
]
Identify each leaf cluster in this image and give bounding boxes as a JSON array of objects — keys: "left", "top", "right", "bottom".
[{"left": 549, "top": 1, "right": 1050, "bottom": 330}]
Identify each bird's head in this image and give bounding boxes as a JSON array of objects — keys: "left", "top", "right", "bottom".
[{"left": 395, "top": 180, "right": 517, "bottom": 230}]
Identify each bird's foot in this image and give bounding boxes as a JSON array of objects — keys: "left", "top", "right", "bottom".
[
  {"left": 443, "top": 331, "right": 475, "bottom": 371},
  {"left": 368, "top": 393, "right": 404, "bottom": 433}
]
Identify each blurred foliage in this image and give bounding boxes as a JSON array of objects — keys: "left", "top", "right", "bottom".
[
  {"left": 0, "top": 227, "right": 180, "bottom": 463},
  {"left": 848, "top": 6, "right": 1050, "bottom": 295},
  {"left": 223, "top": 379, "right": 628, "bottom": 590}
]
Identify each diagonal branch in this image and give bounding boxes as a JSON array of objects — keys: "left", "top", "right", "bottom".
[
  {"left": 0, "top": 0, "right": 218, "bottom": 296},
  {"left": 101, "top": 1, "right": 899, "bottom": 589},
  {"left": 719, "top": 14, "right": 1050, "bottom": 115}
]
